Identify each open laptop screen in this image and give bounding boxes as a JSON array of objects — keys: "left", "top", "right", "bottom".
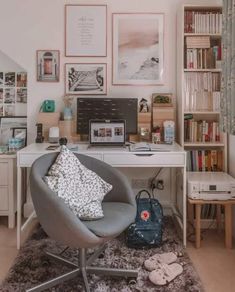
[{"left": 89, "top": 119, "right": 125, "bottom": 146}]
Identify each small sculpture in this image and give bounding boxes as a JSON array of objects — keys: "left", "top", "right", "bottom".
[{"left": 139, "top": 98, "right": 149, "bottom": 113}]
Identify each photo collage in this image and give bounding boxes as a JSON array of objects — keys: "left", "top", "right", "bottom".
[{"left": 0, "top": 71, "right": 27, "bottom": 117}]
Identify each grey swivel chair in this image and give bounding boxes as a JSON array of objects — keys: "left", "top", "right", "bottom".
[{"left": 27, "top": 152, "right": 138, "bottom": 292}]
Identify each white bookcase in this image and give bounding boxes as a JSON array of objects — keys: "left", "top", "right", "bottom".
[{"left": 177, "top": 4, "right": 227, "bottom": 173}]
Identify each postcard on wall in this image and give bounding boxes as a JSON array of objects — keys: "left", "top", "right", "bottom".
[
  {"left": 112, "top": 13, "right": 164, "bottom": 85},
  {"left": 0, "top": 72, "right": 3, "bottom": 86},
  {"left": 65, "top": 63, "right": 107, "bottom": 95},
  {"left": 5, "top": 72, "right": 15, "bottom": 87},
  {"left": 17, "top": 72, "right": 27, "bottom": 87},
  {"left": 65, "top": 5, "right": 107, "bottom": 57}
]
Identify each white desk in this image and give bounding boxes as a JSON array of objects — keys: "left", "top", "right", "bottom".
[{"left": 17, "top": 143, "right": 187, "bottom": 249}]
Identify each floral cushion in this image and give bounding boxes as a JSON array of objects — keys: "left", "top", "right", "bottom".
[{"left": 44, "top": 146, "right": 112, "bottom": 220}]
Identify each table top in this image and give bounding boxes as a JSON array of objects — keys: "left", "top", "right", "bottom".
[{"left": 17, "top": 142, "right": 185, "bottom": 155}]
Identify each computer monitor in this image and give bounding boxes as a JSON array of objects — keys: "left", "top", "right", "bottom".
[{"left": 77, "top": 97, "right": 138, "bottom": 135}]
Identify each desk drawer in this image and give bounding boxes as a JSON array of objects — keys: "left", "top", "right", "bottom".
[
  {"left": 84, "top": 153, "right": 103, "bottom": 161},
  {"left": 103, "top": 153, "right": 185, "bottom": 166}
]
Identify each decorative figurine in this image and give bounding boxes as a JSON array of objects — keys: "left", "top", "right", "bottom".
[{"left": 139, "top": 98, "right": 149, "bottom": 113}]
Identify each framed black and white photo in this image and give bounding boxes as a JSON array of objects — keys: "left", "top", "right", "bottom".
[
  {"left": 65, "top": 5, "right": 107, "bottom": 57},
  {"left": 112, "top": 13, "right": 164, "bottom": 85},
  {"left": 65, "top": 63, "right": 107, "bottom": 95},
  {"left": 37, "top": 50, "right": 60, "bottom": 82},
  {"left": 89, "top": 119, "right": 126, "bottom": 145}
]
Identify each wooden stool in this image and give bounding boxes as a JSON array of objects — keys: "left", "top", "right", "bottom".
[{"left": 187, "top": 198, "right": 235, "bottom": 249}]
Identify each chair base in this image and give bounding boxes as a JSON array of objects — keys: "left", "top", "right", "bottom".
[{"left": 26, "top": 245, "right": 138, "bottom": 292}]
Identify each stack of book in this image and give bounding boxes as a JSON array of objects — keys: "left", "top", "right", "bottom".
[
  {"left": 184, "top": 10, "right": 222, "bottom": 34},
  {"left": 184, "top": 91, "right": 220, "bottom": 112},
  {"left": 185, "top": 46, "right": 221, "bottom": 69},
  {"left": 184, "top": 72, "right": 220, "bottom": 92},
  {"left": 184, "top": 115, "right": 220, "bottom": 143},
  {"left": 186, "top": 149, "right": 223, "bottom": 171}
]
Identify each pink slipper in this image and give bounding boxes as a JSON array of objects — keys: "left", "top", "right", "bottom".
[
  {"left": 144, "top": 252, "right": 177, "bottom": 271},
  {"left": 149, "top": 263, "right": 183, "bottom": 286}
]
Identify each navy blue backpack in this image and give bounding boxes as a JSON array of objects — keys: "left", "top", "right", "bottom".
[{"left": 126, "top": 190, "right": 163, "bottom": 248}]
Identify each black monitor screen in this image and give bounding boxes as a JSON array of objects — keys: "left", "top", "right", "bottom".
[{"left": 77, "top": 98, "right": 138, "bottom": 135}]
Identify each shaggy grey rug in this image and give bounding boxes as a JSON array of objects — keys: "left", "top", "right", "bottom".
[{"left": 1, "top": 218, "right": 204, "bottom": 292}]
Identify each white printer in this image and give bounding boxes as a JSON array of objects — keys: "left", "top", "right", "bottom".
[{"left": 187, "top": 172, "right": 235, "bottom": 200}]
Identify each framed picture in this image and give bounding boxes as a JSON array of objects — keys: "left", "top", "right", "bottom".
[
  {"left": 65, "top": 63, "right": 107, "bottom": 95},
  {"left": 152, "top": 93, "right": 173, "bottom": 107},
  {"left": 0, "top": 116, "right": 27, "bottom": 145},
  {"left": 12, "top": 127, "right": 27, "bottom": 146},
  {"left": 36, "top": 50, "right": 60, "bottom": 82},
  {"left": 112, "top": 13, "right": 164, "bottom": 85},
  {"left": 65, "top": 5, "right": 107, "bottom": 57},
  {"left": 89, "top": 119, "right": 126, "bottom": 145}
]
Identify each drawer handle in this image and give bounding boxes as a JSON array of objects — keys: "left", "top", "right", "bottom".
[{"left": 134, "top": 154, "right": 154, "bottom": 157}]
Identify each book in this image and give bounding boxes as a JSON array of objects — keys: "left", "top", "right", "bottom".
[{"left": 129, "top": 142, "right": 172, "bottom": 152}]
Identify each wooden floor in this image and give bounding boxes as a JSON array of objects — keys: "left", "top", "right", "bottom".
[{"left": 0, "top": 217, "right": 235, "bottom": 292}]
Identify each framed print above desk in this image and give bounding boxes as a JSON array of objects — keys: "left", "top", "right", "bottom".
[
  {"left": 112, "top": 13, "right": 164, "bottom": 85},
  {"left": 65, "top": 63, "right": 107, "bottom": 95},
  {"left": 65, "top": 5, "right": 107, "bottom": 57}
]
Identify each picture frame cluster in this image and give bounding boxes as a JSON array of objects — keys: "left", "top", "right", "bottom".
[{"left": 37, "top": 5, "right": 165, "bottom": 94}]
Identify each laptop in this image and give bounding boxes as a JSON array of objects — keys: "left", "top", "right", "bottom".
[{"left": 89, "top": 119, "right": 126, "bottom": 146}]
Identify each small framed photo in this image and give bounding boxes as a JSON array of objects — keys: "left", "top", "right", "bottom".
[
  {"left": 37, "top": 50, "right": 60, "bottom": 82},
  {"left": 5, "top": 72, "right": 15, "bottom": 87},
  {"left": 65, "top": 63, "right": 107, "bottom": 95},
  {"left": 17, "top": 72, "right": 27, "bottom": 87},
  {"left": 12, "top": 127, "right": 27, "bottom": 147},
  {"left": 152, "top": 93, "right": 173, "bottom": 107},
  {"left": 89, "top": 119, "right": 126, "bottom": 146}
]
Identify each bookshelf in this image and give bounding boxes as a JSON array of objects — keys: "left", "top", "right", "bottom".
[
  {"left": 177, "top": 4, "right": 227, "bottom": 173},
  {"left": 177, "top": 5, "right": 227, "bottom": 230}
]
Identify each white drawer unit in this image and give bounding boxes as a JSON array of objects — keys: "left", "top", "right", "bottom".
[
  {"left": 0, "top": 156, "right": 16, "bottom": 228},
  {"left": 103, "top": 152, "right": 185, "bottom": 167}
]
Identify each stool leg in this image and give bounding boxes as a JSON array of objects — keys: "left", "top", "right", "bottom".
[
  {"left": 225, "top": 204, "right": 232, "bottom": 249},
  {"left": 195, "top": 204, "right": 201, "bottom": 248},
  {"left": 216, "top": 205, "right": 222, "bottom": 233},
  {"left": 187, "top": 201, "right": 194, "bottom": 226}
]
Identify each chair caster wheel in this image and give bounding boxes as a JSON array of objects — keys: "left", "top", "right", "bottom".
[{"left": 128, "top": 278, "right": 137, "bottom": 285}]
